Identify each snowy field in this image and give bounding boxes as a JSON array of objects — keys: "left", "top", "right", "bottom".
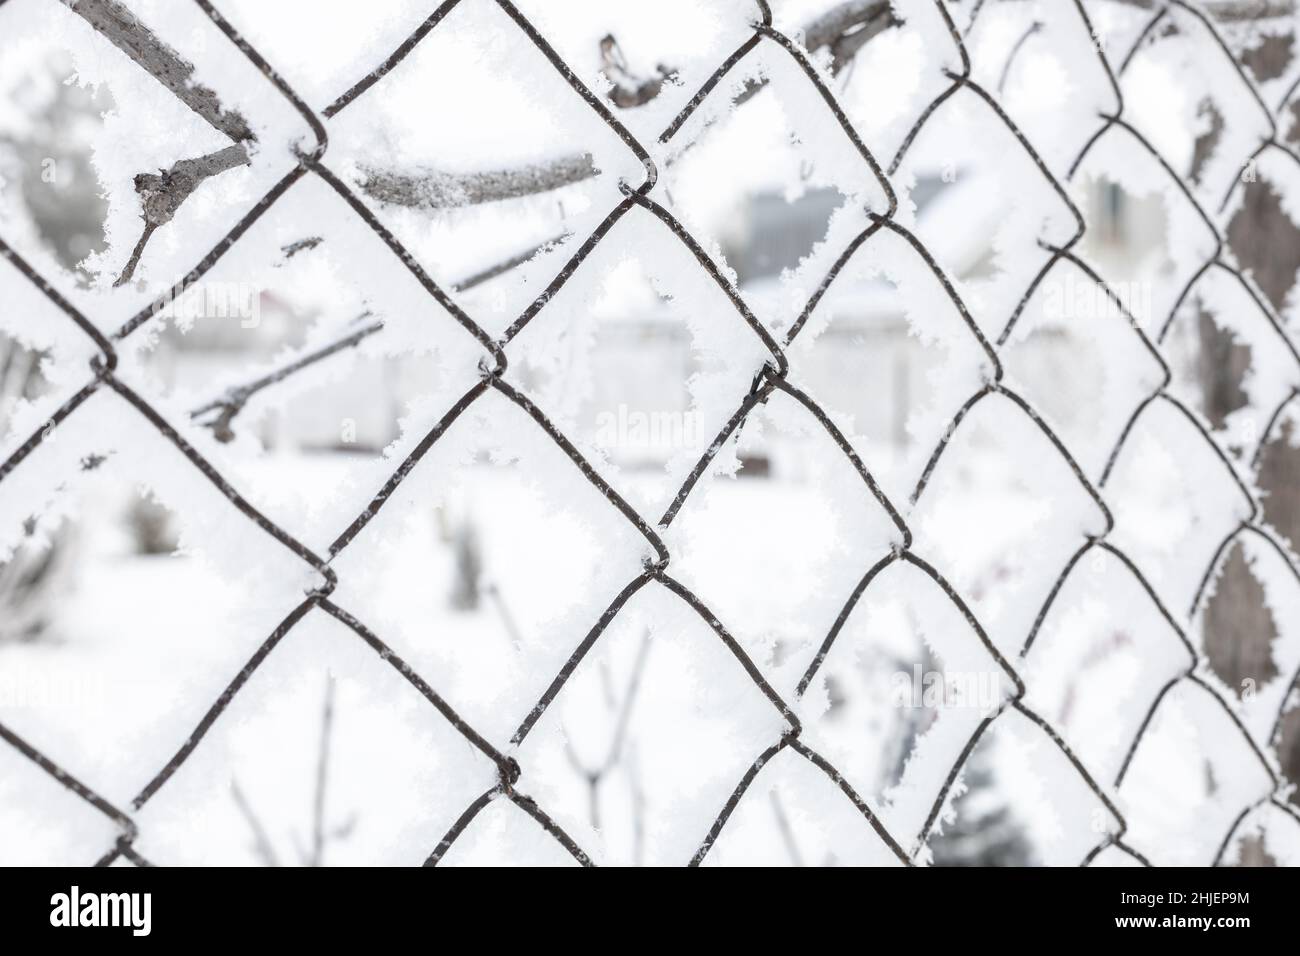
[{"left": 2, "top": 432, "right": 1298, "bottom": 865}]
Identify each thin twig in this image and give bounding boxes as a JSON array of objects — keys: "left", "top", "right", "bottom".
[
  {"left": 190, "top": 316, "right": 383, "bottom": 442},
  {"left": 484, "top": 583, "right": 525, "bottom": 651},
  {"left": 561, "top": 628, "right": 654, "bottom": 832},
  {"left": 188, "top": 231, "right": 563, "bottom": 442},
  {"left": 770, "top": 791, "right": 806, "bottom": 866},
  {"left": 307, "top": 675, "right": 336, "bottom": 867},
  {"left": 230, "top": 779, "right": 281, "bottom": 867}
]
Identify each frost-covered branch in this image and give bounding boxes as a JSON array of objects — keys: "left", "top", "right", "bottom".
[
  {"left": 600, "top": 34, "right": 675, "bottom": 108},
  {"left": 60, "top": 0, "right": 255, "bottom": 285},
  {"left": 364, "top": 2, "right": 903, "bottom": 210},
  {"left": 114, "top": 144, "right": 250, "bottom": 286},
  {"left": 802, "top": 0, "right": 896, "bottom": 74},
  {"left": 979, "top": 0, "right": 1295, "bottom": 21},
  {"left": 1115, "top": 0, "right": 1296, "bottom": 17},
  {"left": 356, "top": 154, "right": 598, "bottom": 211},
  {"left": 190, "top": 234, "right": 564, "bottom": 441},
  {"left": 60, "top": 0, "right": 254, "bottom": 141},
  {"left": 68, "top": 0, "right": 1299, "bottom": 240},
  {"left": 190, "top": 316, "right": 383, "bottom": 442}
]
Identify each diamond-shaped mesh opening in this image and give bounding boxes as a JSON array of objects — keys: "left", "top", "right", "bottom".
[
  {"left": 911, "top": 392, "right": 1109, "bottom": 655},
  {"left": 784, "top": 224, "right": 994, "bottom": 504},
  {"left": 665, "top": 391, "right": 905, "bottom": 694},
  {"left": 1120, "top": 679, "right": 1275, "bottom": 866},
  {"left": 1073, "top": 132, "right": 1221, "bottom": 337},
  {"left": 1021, "top": 546, "right": 1194, "bottom": 784},
  {"left": 1161, "top": 265, "right": 1299, "bottom": 460},
  {"left": 504, "top": 211, "right": 777, "bottom": 519},
  {"left": 657, "top": 39, "right": 893, "bottom": 335},
  {"left": 327, "top": 388, "right": 654, "bottom": 743},
  {"left": 131, "top": 609, "right": 498, "bottom": 866},
  {"left": 892, "top": 90, "right": 1081, "bottom": 342},
  {"left": 321, "top": 0, "right": 647, "bottom": 340},
  {"left": 697, "top": 745, "right": 908, "bottom": 867},
  {"left": 0, "top": 408, "right": 314, "bottom": 809},
  {"left": 1001, "top": 260, "right": 1167, "bottom": 478},
  {"left": 925, "top": 707, "right": 1122, "bottom": 867},
  {"left": 514, "top": 582, "right": 790, "bottom": 866},
  {"left": 1118, "top": 7, "right": 1274, "bottom": 210},
  {"left": 1106, "top": 398, "right": 1254, "bottom": 616},
  {"left": 795, "top": 558, "right": 1015, "bottom": 843}
]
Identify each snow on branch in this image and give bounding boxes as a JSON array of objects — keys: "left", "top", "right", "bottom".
[
  {"left": 60, "top": 0, "right": 254, "bottom": 142},
  {"left": 359, "top": 3, "right": 900, "bottom": 209},
  {"left": 189, "top": 233, "right": 565, "bottom": 441},
  {"left": 356, "top": 154, "right": 599, "bottom": 211},
  {"left": 61, "top": 0, "right": 256, "bottom": 285},
  {"left": 600, "top": 35, "right": 676, "bottom": 109},
  {"left": 69, "top": 0, "right": 916, "bottom": 234},
  {"left": 802, "top": 0, "right": 897, "bottom": 74}
]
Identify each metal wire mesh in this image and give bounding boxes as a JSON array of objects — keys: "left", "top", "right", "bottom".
[{"left": 1, "top": 0, "right": 1299, "bottom": 866}]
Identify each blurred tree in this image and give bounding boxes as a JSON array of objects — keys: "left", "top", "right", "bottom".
[{"left": 0, "top": 54, "right": 110, "bottom": 642}]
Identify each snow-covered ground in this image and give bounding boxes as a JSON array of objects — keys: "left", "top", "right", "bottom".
[{"left": 2, "top": 422, "right": 1297, "bottom": 866}]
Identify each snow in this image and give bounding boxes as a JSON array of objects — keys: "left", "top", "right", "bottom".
[{"left": 1, "top": 0, "right": 1298, "bottom": 867}]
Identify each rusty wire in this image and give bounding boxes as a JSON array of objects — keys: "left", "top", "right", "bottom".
[{"left": 1, "top": 0, "right": 1299, "bottom": 867}]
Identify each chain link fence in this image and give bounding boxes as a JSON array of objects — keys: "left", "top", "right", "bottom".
[{"left": 2, "top": 0, "right": 1300, "bottom": 866}]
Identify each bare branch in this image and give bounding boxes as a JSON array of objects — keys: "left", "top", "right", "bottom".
[
  {"left": 306, "top": 675, "right": 336, "bottom": 868},
  {"left": 769, "top": 791, "right": 806, "bottom": 866},
  {"left": 561, "top": 628, "right": 654, "bottom": 831},
  {"left": 230, "top": 779, "right": 281, "bottom": 867},
  {"left": 113, "top": 223, "right": 157, "bottom": 290},
  {"left": 134, "top": 145, "right": 250, "bottom": 226}
]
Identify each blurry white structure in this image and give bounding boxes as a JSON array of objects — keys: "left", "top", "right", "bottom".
[{"left": 150, "top": 168, "right": 1171, "bottom": 473}]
